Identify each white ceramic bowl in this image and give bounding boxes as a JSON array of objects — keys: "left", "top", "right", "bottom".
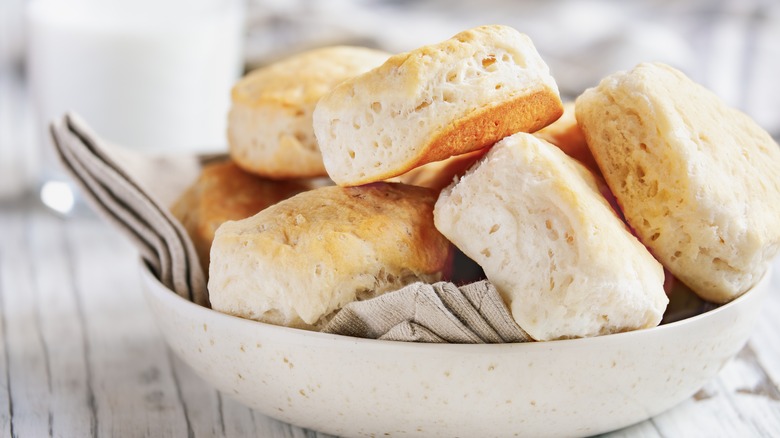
[{"left": 142, "top": 265, "right": 771, "bottom": 438}]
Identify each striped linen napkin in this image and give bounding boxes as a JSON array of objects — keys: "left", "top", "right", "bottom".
[{"left": 50, "top": 113, "right": 210, "bottom": 306}]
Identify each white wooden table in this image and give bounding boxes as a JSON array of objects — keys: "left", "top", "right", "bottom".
[{"left": 2, "top": 1, "right": 780, "bottom": 436}]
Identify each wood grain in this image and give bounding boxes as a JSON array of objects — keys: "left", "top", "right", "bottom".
[
  {"left": 29, "top": 211, "right": 94, "bottom": 437},
  {"left": 0, "top": 207, "right": 51, "bottom": 437}
]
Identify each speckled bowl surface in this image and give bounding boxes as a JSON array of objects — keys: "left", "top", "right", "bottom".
[{"left": 141, "top": 265, "right": 771, "bottom": 438}]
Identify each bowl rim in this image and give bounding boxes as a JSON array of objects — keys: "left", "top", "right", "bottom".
[{"left": 140, "top": 262, "right": 771, "bottom": 352}]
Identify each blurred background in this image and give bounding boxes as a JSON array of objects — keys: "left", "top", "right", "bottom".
[{"left": 1, "top": 0, "right": 779, "bottom": 206}]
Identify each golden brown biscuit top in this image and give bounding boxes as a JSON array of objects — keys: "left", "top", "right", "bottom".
[
  {"left": 231, "top": 46, "right": 390, "bottom": 107},
  {"left": 218, "top": 183, "right": 451, "bottom": 278}
]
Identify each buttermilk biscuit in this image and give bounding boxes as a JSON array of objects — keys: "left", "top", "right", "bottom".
[
  {"left": 534, "top": 102, "right": 598, "bottom": 172},
  {"left": 313, "top": 25, "right": 563, "bottom": 186},
  {"left": 171, "top": 160, "right": 308, "bottom": 273},
  {"left": 576, "top": 62, "right": 780, "bottom": 303},
  {"left": 208, "top": 183, "right": 453, "bottom": 330},
  {"left": 434, "top": 133, "right": 668, "bottom": 341},
  {"left": 228, "top": 46, "right": 390, "bottom": 179},
  {"left": 394, "top": 149, "right": 487, "bottom": 192}
]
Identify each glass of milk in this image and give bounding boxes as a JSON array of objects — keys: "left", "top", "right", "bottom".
[{"left": 26, "top": 0, "right": 245, "bottom": 213}]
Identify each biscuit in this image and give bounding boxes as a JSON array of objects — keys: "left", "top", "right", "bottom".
[
  {"left": 171, "top": 160, "right": 308, "bottom": 272},
  {"left": 394, "top": 149, "right": 487, "bottom": 191},
  {"left": 576, "top": 62, "right": 780, "bottom": 302},
  {"left": 534, "top": 102, "right": 598, "bottom": 172},
  {"left": 313, "top": 25, "right": 563, "bottom": 186},
  {"left": 208, "top": 183, "right": 453, "bottom": 329},
  {"left": 228, "top": 46, "right": 390, "bottom": 179},
  {"left": 434, "top": 132, "right": 668, "bottom": 341}
]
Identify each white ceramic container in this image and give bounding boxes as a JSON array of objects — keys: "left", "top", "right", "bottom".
[{"left": 141, "top": 265, "right": 771, "bottom": 438}]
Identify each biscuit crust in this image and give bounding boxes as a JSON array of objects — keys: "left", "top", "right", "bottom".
[
  {"left": 577, "top": 62, "right": 780, "bottom": 302},
  {"left": 228, "top": 46, "right": 390, "bottom": 179},
  {"left": 208, "top": 183, "right": 453, "bottom": 329},
  {"left": 314, "top": 25, "right": 563, "bottom": 186}
]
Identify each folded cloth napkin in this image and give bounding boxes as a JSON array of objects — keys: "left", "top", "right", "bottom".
[
  {"left": 49, "top": 112, "right": 532, "bottom": 343},
  {"left": 323, "top": 281, "right": 532, "bottom": 343},
  {"left": 50, "top": 113, "right": 210, "bottom": 307}
]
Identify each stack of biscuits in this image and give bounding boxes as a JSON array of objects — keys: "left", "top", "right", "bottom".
[{"left": 172, "top": 25, "right": 780, "bottom": 341}]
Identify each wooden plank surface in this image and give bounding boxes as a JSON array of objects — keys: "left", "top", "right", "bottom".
[
  {"left": 0, "top": 205, "right": 52, "bottom": 437},
  {"left": 27, "top": 209, "right": 93, "bottom": 437}
]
